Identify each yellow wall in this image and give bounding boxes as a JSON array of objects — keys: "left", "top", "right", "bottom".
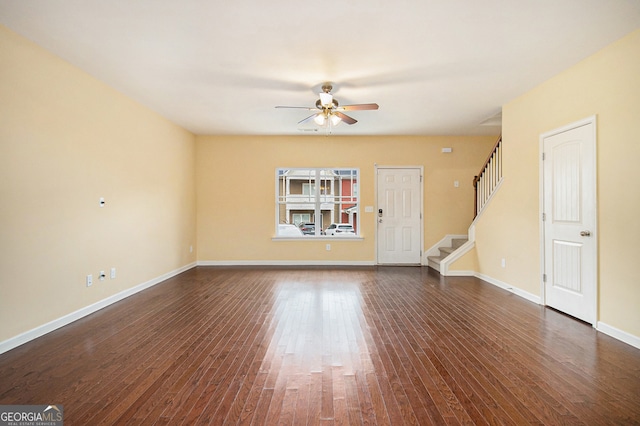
[
  {"left": 0, "top": 26, "right": 197, "bottom": 342},
  {"left": 471, "top": 29, "right": 640, "bottom": 337},
  {"left": 196, "top": 135, "right": 496, "bottom": 262},
  {"left": 8, "top": 16, "right": 637, "bottom": 350}
]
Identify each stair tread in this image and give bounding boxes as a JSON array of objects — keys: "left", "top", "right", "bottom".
[
  {"left": 439, "top": 247, "right": 455, "bottom": 255},
  {"left": 429, "top": 236, "right": 470, "bottom": 273},
  {"left": 431, "top": 238, "right": 469, "bottom": 262},
  {"left": 451, "top": 238, "right": 468, "bottom": 248}
]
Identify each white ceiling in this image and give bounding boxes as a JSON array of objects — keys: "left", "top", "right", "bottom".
[{"left": 1, "top": 1, "right": 639, "bottom": 136}]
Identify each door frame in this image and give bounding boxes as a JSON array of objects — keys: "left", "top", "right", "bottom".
[
  {"left": 539, "top": 115, "right": 598, "bottom": 323},
  {"left": 374, "top": 165, "right": 424, "bottom": 265}
]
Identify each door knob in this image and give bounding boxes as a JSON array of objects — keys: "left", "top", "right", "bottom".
[{"left": 580, "top": 230, "right": 591, "bottom": 237}]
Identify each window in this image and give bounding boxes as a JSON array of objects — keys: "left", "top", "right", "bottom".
[
  {"left": 292, "top": 213, "right": 311, "bottom": 226},
  {"left": 276, "top": 168, "right": 359, "bottom": 237}
]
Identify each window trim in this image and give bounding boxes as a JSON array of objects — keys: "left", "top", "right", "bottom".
[{"left": 274, "top": 167, "right": 361, "bottom": 239}]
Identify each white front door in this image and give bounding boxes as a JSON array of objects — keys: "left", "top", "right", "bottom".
[
  {"left": 376, "top": 167, "right": 422, "bottom": 265},
  {"left": 542, "top": 118, "right": 597, "bottom": 324}
]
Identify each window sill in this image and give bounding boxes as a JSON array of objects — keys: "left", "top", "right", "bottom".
[{"left": 272, "top": 236, "right": 364, "bottom": 241}]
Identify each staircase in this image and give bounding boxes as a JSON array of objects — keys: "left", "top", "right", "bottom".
[
  {"left": 427, "top": 237, "right": 468, "bottom": 272},
  {"left": 427, "top": 134, "right": 502, "bottom": 275}
]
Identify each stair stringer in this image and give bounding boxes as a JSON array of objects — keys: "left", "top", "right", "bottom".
[
  {"left": 441, "top": 224, "right": 475, "bottom": 276},
  {"left": 443, "top": 177, "right": 504, "bottom": 275},
  {"left": 424, "top": 234, "right": 468, "bottom": 272}
]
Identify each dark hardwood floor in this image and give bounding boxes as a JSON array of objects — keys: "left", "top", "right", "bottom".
[{"left": 1, "top": 266, "right": 639, "bottom": 425}]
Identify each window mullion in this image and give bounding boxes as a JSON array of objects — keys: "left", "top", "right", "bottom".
[{"left": 315, "top": 169, "right": 321, "bottom": 236}]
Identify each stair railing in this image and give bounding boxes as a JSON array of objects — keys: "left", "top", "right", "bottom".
[{"left": 473, "top": 135, "right": 502, "bottom": 218}]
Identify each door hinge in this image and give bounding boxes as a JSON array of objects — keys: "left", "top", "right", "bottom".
[
  {"left": 542, "top": 152, "right": 546, "bottom": 161},
  {"left": 542, "top": 212, "right": 546, "bottom": 221},
  {"left": 420, "top": 175, "right": 423, "bottom": 182},
  {"left": 543, "top": 274, "right": 547, "bottom": 283}
]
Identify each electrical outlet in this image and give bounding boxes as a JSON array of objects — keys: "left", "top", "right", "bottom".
[
  {"left": 86, "top": 274, "right": 93, "bottom": 287},
  {"left": 326, "top": 244, "right": 331, "bottom": 251},
  {"left": 99, "top": 271, "right": 106, "bottom": 281},
  {"left": 110, "top": 267, "right": 116, "bottom": 279},
  {"left": 501, "top": 258, "right": 506, "bottom": 268}
]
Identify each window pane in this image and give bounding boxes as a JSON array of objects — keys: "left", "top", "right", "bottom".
[{"left": 276, "top": 168, "right": 359, "bottom": 237}]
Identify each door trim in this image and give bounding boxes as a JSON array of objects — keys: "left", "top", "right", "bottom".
[
  {"left": 374, "top": 165, "right": 424, "bottom": 265},
  {"left": 539, "top": 115, "right": 598, "bottom": 323}
]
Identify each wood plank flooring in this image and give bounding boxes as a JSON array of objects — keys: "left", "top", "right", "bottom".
[{"left": 1, "top": 266, "right": 639, "bottom": 425}]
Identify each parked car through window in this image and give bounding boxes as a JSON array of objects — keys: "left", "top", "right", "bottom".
[
  {"left": 324, "top": 223, "right": 355, "bottom": 236},
  {"left": 299, "top": 223, "right": 316, "bottom": 235}
]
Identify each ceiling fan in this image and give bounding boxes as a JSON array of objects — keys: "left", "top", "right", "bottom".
[{"left": 275, "top": 83, "right": 379, "bottom": 128}]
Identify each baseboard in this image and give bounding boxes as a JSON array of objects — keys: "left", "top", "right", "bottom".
[
  {"left": 4, "top": 263, "right": 637, "bottom": 354},
  {"left": 474, "top": 274, "right": 640, "bottom": 350},
  {"left": 443, "top": 270, "right": 475, "bottom": 276},
  {"left": 475, "top": 273, "right": 542, "bottom": 305},
  {"left": 597, "top": 322, "right": 640, "bottom": 350},
  {"left": 198, "top": 260, "right": 376, "bottom": 267},
  {"left": 0, "top": 262, "right": 197, "bottom": 355},
  {"left": 441, "top": 240, "right": 475, "bottom": 275}
]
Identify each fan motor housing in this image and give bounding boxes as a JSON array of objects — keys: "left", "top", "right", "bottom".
[{"left": 316, "top": 99, "right": 339, "bottom": 109}]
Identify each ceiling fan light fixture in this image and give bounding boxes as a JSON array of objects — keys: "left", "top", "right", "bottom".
[{"left": 275, "top": 82, "right": 377, "bottom": 130}]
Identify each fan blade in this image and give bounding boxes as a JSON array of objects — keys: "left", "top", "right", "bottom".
[
  {"left": 298, "top": 113, "right": 320, "bottom": 125},
  {"left": 275, "top": 106, "right": 317, "bottom": 110},
  {"left": 334, "top": 111, "right": 357, "bottom": 125},
  {"left": 339, "top": 103, "right": 379, "bottom": 111}
]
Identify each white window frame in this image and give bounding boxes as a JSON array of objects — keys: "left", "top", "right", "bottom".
[{"left": 275, "top": 168, "right": 360, "bottom": 238}]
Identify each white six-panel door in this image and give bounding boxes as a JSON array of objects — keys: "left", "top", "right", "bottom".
[
  {"left": 376, "top": 167, "right": 422, "bottom": 265},
  {"left": 542, "top": 118, "right": 597, "bottom": 324}
]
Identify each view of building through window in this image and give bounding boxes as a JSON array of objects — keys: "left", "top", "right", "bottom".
[{"left": 276, "top": 168, "right": 359, "bottom": 237}]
